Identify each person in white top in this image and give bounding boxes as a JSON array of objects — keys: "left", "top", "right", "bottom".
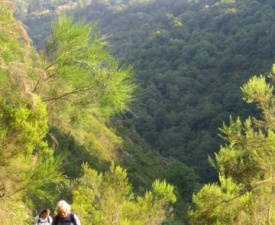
[{"left": 33, "top": 208, "right": 53, "bottom": 225}]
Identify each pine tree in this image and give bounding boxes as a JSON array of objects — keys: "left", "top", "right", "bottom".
[
  {"left": 36, "top": 14, "right": 136, "bottom": 132},
  {"left": 71, "top": 163, "right": 176, "bottom": 225},
  {"left": 188, "top": 64, "right": 275, "bottom": 225}
]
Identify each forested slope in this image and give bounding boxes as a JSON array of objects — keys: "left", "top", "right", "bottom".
[
  {"left": 22, "top": 0, "right": 275, "bottom": 184},
  {"left": 87, "top": 0, "right": 275, "bottom": 183},
  {"left": 1, "top": 1, "right": 199, "bottom": 224}
]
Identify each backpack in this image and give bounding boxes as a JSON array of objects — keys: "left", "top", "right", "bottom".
[{"left": 54, "top": 213, "right": 76, "bottom": 225}]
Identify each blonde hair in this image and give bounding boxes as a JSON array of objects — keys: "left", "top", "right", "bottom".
[{"left": 56, "top": 200, "right": 71, "bottom": 213}]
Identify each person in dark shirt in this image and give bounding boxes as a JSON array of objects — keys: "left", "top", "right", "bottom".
[{"left": 52, "top": 200, "right": 81, "bottom": 225}]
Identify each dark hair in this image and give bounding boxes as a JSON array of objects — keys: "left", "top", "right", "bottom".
[{"left": 40, "top": 208, "right": 51, "bottom": 215}]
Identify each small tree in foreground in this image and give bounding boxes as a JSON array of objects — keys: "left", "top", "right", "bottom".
[
  {"left": 188, "top": 64, "right": 275, "bottom": 225},
  {"left": 71, "top": 163, "right": 176, "bottom": 225}
]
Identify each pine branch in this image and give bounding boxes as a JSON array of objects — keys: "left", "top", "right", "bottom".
[{"left": 42, "top": 86, "right": 95, "bottom": 102}]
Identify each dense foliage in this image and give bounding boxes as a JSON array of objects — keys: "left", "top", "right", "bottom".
[{"left": 0, "top": 2, "right": 63, "bottom": 223}]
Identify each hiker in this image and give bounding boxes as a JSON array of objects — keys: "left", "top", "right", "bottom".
[
  {"left": 33, "top": 208, "right": 52, "bottom": 225},
  {"left": 52, "top": 200, "right": 81, "bottom": 225}
]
